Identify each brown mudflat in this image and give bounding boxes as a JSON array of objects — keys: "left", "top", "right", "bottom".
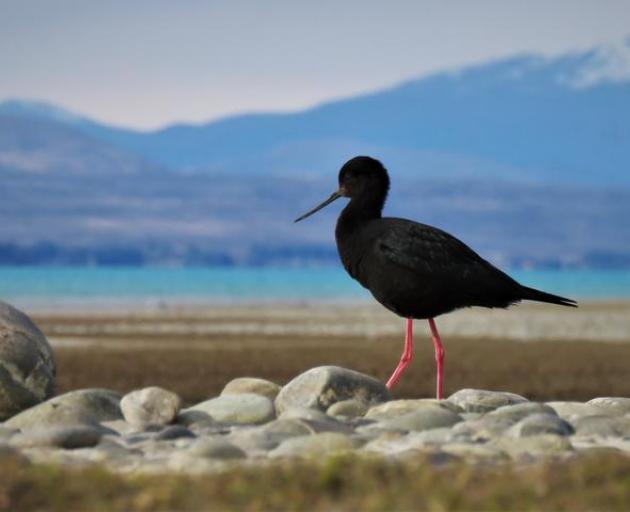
[{"left": 31, "top": 302, "right": 630, "bottom": 404}]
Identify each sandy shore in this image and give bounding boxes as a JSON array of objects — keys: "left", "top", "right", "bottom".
[{"left": 26, "top": 300, "right": 630, "bottom": 346}]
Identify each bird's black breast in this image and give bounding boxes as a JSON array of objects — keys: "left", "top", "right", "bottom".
[{"left": 336, "top": 217, "right": 522, "bottom": 319}]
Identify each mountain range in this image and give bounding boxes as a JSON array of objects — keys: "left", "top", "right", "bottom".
[{"left": 1, "top": 45, "right": 629, "bottom": 267}]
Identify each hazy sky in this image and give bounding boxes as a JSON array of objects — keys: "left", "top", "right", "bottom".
[{"left": 2, "top": 0, "right": 629, "bottom": 129}]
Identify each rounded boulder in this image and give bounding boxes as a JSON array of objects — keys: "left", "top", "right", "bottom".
[
  {"left": 0, "top": 300, "right": 56, "bottom": 420},
  {"left": 275, "top": 366, "right": 390, "bottom": 415}
]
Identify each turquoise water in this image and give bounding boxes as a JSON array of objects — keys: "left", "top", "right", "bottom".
[{"left": 0, "top": 266, "right": 629, "bottom": 303}]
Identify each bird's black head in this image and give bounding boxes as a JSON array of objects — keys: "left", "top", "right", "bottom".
[
  {"left": 338, "top": 156, "right": 390, "bottom": 200},
  {"left": 294, "top": 156, "right": 390, "bottom": 222}
]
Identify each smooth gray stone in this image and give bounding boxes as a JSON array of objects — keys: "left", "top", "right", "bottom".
[
  {"left": 10, "top": 425, "right": 105, "bottom": 449},
  {"left": 448, "top": 389, "right": 528, "bottom": 413},
  {"left": 375, "top": 406, "right": 462, "bottom": 432},
  {"left": 279, "top": 407, "right": 331, "bottom": 422},
  {"left": 122, "top": 432, "right": 157, "bottom": 445},
  {"left": 221, "top": 378, "right": 282, "bottom": 401},
  {"left": 154, "top": 425, "right": 195, "bottom": 441},
  {"left": 546, "top": 401, "right": 606, "bottom": 420},
  {"left": 120, "top": 386, "right": 182, "bottom": 428},
  {"left": 227, "top": 419, "right": 313, "bottom": 452},
  {"left": 508, "top": 413, "right": 574, "bottom": 437},
  {"left": 275, "top": 366, "right": 390, "bottom": 415},
  {"left": 327, "top": 399, "right": 369, "bottom": 418},
  {"left": 366, "top": 399, "right": 462, "bottom": 421},
  {"left": 587, "top": 397, "right": 630, "bottom": 416},
  {"left": 361, "top": 431, "right": 426, "bottom": 455},
  {"left": 492, "top": 434, "right": 573, "bottom": 459},
  {"left": 87, "top": 437, "right": 136, "bottom": 462},
  {"left": 0, "top": 300, "right": 56, "bottom": 420},
  {"left": 177, "top": 410, "right": 215, "bottom": 427},
  {"left": 441, "top": 443, "right": 509, "bottom": 461},
  {"left": 362, "top": 428, "right": 461, "bottom": 455},
  {"left": 270, "top": 432, "right": 358, "bottom": 458},
  {"left": 187, "top": 438, "right": 247, "bottom": 460},
  {"left": 452, "top": 404, "right": 556, "bottom": 440},
  {"left": 4, "top": 388, "right": 122, "bottom": 430},
  {"left": 182, "top": 393, "right": 275, "bottom": 425},
  {"left": 452, "top": 416, "right": 516, "bottom": 440},
  {"left": 263, "top": 418, "right": 313, "bottom": 437},
  {"left": 461, "top": 413, "right": 485, "bottom": 421},
  {"left": 572, "top": 415, "right": 630, "bottom": 437},
  {"left": 188, "top": 421, "right": 231, "bottom": 437},
  {"left": 100, "top": 419, "right": 137, "bottom": 436},
  {"left": 0, "top": 426, "right": 18, "bottom": 441},
  {"left": 487, "top": 402, "right": 558, "bottom": 422},
  {"left": 279, "top": 407, "right": 354, "bottom": 434}
]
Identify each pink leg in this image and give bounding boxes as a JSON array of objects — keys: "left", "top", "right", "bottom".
[
  {"left": 386, "top": 318, "right": 413, "bottom": 389},
  {"left": 428, "top": 318, "right": 445, "bottom": 399}
]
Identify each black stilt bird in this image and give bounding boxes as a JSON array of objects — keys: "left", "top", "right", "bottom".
[{"left": 295, "top": 156, "right": 577, "bottom": 399}]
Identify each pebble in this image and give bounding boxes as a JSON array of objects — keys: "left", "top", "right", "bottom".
[
  {"left": 327, "top": 399, "right": 369, "bottom": 418},
  {"left": 452, "top": 403, "right": 560, "bottom": 441},
  {"left": 373, "top": 406, "right": 462, "bottom": 433},
  {"left": 362, "top": 432, "right": 421, "bottom": 454},
  {"left": 10, "top": 425, "right": 106, "bottom": 449},
  {"left": 492, "top": 434, "right": 573, "bottom": 459},
  {"left": 226, "top": 419, "right": 312, "bottom": 452},
  {"left": 0, "top": 426, "right": 18, "bottom": 441},
  {"left": 275, "top": 366, "right": 390, "bottom": 414},
  {"left": 154, "top": 425, "right": 196, "bottom": 441},
  {"left": 101, "top": 419, "right": 138, "bottom": 436},
  {"left": 0, "top": 301, "right": 56, "bottom": 420},
  {"left": 366, "top": 399, "right": 462, "bottom": 420},
  {"left": 452, "top": 416, "right": 514, "bottom": 440},
  {"left": 507, "top": 413, "right": 574, "bottom": 437},
  {"left": 4, "top": 388, "right": 123, "bottom": 429},
  {"left": 487, "top": 402, "right": 558, "bottom": 422},
  {"left": 586, "top": 397, "right": 630, "bottom": 416},
  {"left": 440, "top": 442, "right": 508, "bottom": 461},
  {"left": 221, "top": 377, "right": 282, "bottom": 401},
  {"left": 572, "top": 415, "right": 630, "bottom": 438},
  {"left": 270, "top": 432, "right": 358, "bottom": 458},
  {"left": 1, "top": 365, "right": 628, "bottom": 474},
  {"left": 187, "top": 438, "right": 247, "bottom": 460},
  {"left": 448, "top": 389, "right": 528, "bottom": 413},
  {"left": 546, "top": 401, "right": 607, "bottom": 420},
  {"left": 181, "top": 393, "right": 275, "bottom": 425},
  {"left": 279, "top": 407, "right": 354, "bottom": 434},
  {"left": 120, "top": 387, "right": 182, "bottom": 428},
  {"left": 362, "top": 429, "right": 455, "bottom": 455}
]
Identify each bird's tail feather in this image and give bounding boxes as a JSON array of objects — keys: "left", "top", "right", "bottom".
[{"left": 520, "top": 286, "right": 578, "bottom": 307}]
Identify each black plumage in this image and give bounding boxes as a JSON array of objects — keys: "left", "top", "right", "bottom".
[{"left": 295, "top": 156, "right": 577, "bottom": 397}]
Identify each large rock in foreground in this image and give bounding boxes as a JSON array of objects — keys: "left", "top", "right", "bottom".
[
  {"left": 0, "top": 301, "right": 56, "bottom": 420},
  {"left": 275, "top": 366, "right": 390, "bottom": 414},
  {"left": 4, "top": 388, "right": 122, "bottom": 429}
]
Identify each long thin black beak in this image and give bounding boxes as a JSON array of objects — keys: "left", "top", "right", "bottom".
[{"left": 294, "top": 190, "right": 343, "bottom": 222}]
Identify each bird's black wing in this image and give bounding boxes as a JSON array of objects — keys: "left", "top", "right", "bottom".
[
  {"left": 369, "top": 219, "right": 574, "bottom": 312},
  {"left": 375, "top": 220, "right": 493, "bottom": 277},
  {"left": 370, "top": 219, "right": 522, "bottom": 311}
]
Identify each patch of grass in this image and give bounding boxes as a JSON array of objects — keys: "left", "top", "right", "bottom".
[
  {"left": 2, "top": 451, "right": 630, "bottom": 511},
  {"left": 53, "top": 335, "right": 630, "bottom": 404}
]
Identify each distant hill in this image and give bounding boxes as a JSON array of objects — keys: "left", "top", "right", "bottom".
[
  {"left": 2, "top": 47, "right": 630, "bottom": 184},
  {"left": 1, "top": 167, "right": 629, "bottom": 268},
  {"left": 1, "top": 46, "right": 630, "bottom": 267},
  {"left": 0, "top": 114, "right": 159, "bottom": 176}
]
